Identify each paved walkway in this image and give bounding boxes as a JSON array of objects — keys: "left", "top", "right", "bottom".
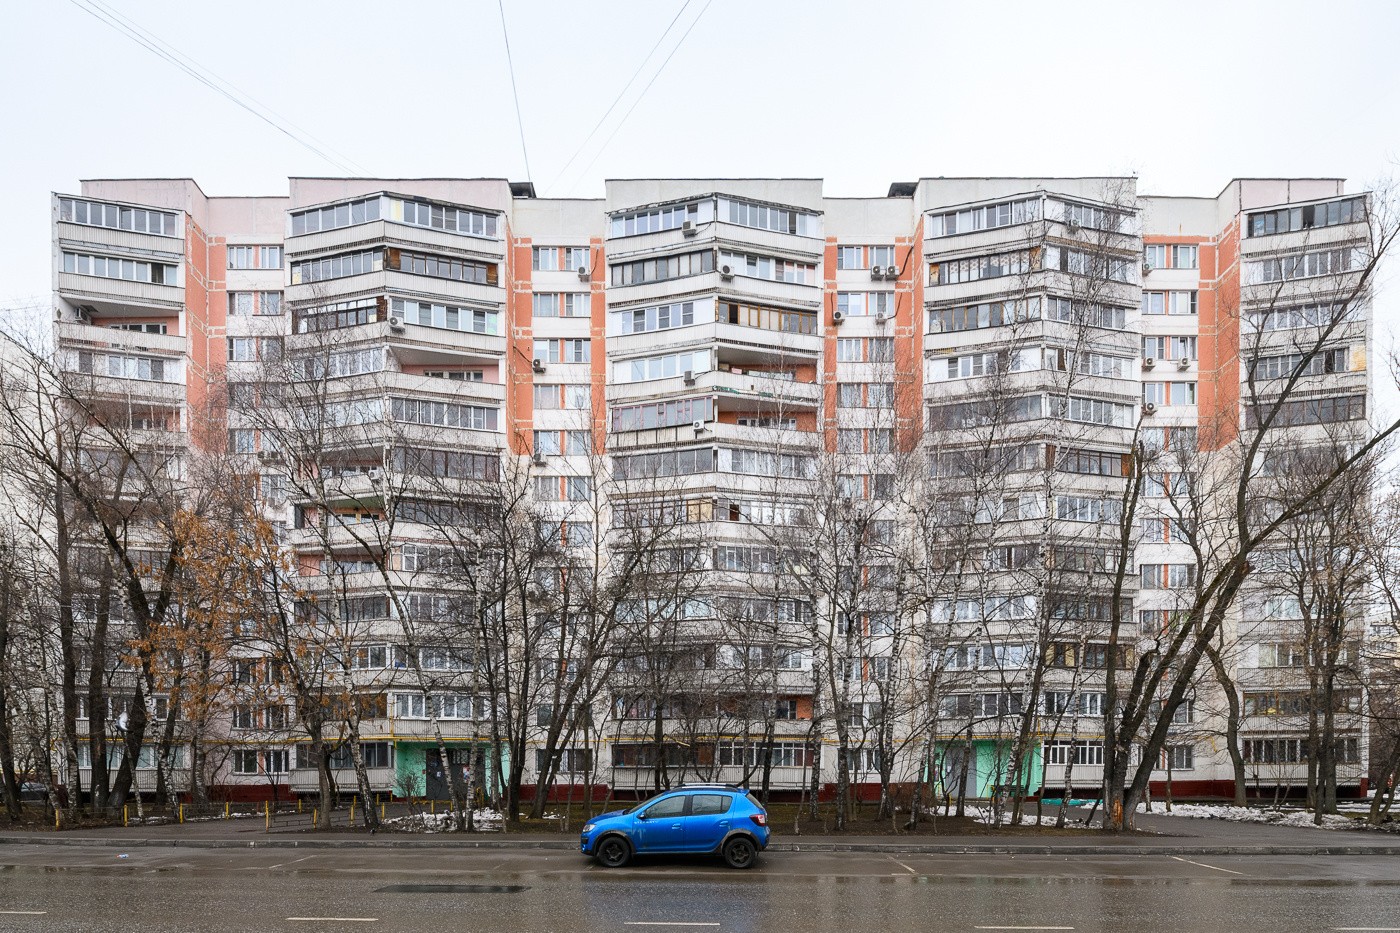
[{"left": 1, "top": 805, "right": 1396, "bottom": 855}]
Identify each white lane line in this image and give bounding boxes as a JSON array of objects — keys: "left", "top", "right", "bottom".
[
  {"left": 268, "top": 855, "right": 317, "bottom": 869},
  {"left": 974, "top": 927, "right": 1074, "bottom": 931},
  {"left": 0, "top": 911, "right": 47, "bottom": 916},
  {"left": 1336, "top": 929, "right": 1400, "bottom": 931},
  {"left": 286, "top": 919, "right": 378, "bottom": 923},
  {"left": 887, "top": 854, "right": 917, "bottom": 874},
  {"left": 1169, "top": 855, "right": 1245, "bottom": 876},
  {"left": 624, "top": 924, "right": 720, "bottom": 928}
]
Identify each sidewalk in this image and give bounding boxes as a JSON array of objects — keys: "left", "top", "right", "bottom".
[{"left": 1, "top": 807, "right": 1396, "bottom": 856}]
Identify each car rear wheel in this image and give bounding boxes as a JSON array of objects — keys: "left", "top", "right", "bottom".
[
  {"left": 596, "top": 835, "right": 632, "bottom": 868},
  {"left": 722, "top": 836, "right": 757, "bottom": 869}
]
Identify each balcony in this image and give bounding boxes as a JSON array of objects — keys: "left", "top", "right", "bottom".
[
  {"left": 610, "top": 420, "right": 820, "bottom": 452},
  {"left": 284, "top": 270, "right": 503, "bottom": 308},
  {"left": 607, "top": 369, "right": 820, "bottom": 409},
  {"left": 56, "top": 272, "right": 183, "bottom": 314},
  {"left": 286, "top": 219, "right": 506, "bottom": 262},
  {"left": 55, "top": 321, "right": 187, "bottom": 357},
  {"left": 56, "top": 220, "right": 183, "bottom": 256}
]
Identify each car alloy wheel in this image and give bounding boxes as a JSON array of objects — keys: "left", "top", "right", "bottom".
[
  {"left": 596, "top": 836, "right": 631, "bottom": 868},
  {"left": 722, "top": 836, "right": 756, "bottom": 869}
]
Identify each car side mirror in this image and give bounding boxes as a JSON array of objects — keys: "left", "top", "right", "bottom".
[{"left": 635, "top": 811, "right": 647, "bottom": 820}]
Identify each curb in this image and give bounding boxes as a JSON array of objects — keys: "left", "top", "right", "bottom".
[{"left": 1, "top": 835, "right": 1397, "bottom": 857}]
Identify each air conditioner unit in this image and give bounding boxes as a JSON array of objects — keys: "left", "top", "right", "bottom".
[
  {"left": 870, "top": 267, "right": 885, "bottom": 281},
  {"left": 531, "top": 452, "right": 546, "bottom": 466},
  {"left": 1142, "top": 402, "right": 1157, "bottom": 416},
  {"left": 682, "top": 220, "right": 698, "bottom": 237},
  {"left": 1143, "top": 357, "right": 1156, "bottom": 370},
  {"left": 576, "top": 266, "right": 590, "bottom": 281},
  {"left": 388, "top": 316, "right": 406, "bottom": 331},
  {"left": 875, "top": 312, "right": 891, "bottom": 324},
  {"left": 692, "top": 419, "right": 706, "bottom": 433},
  {"left": 719, "top": 264, "right": 734, "bottom": 280},
  {"left": 75, "top": 305, "right": 96, "bottom": 323},
  {"left": 682, "top": 369, "right": 696, "bottom": 385},
  {"left": 1141, "top": 262, "right": 1154, "bottom": 276},
  {"left": 367, "top": 467, "right": 384, "bottom": 481},
  {"left": 531, "top": 358, "right": 546, "bottom": 373},
  {"left": 1177, "top": 356, "right": 1191, "bottom": 370},
  {"left": 832, "top": 310, "right": 846, "bottom": 324},
  {"left": 885, "top": 265, "right": 900, "bottom": 278}
]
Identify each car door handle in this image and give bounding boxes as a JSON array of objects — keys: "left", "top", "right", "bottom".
[
  {"left": 670, "top": 822, "right": 682, "bottom": 829},
  {"left": 718, "top": 820, "right": 729, "bottom": 827}
]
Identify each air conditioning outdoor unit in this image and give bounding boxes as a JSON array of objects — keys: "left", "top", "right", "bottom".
[
  {"left": 1143, "top": 357, "right": 1156, "bottom": 370},
  {"left": 576, "top": 266, "right": 590, "bottom": 280},
  {"left": 1142, "top": 402, "right": 1158, "bottom": 416},
  {"left": 1142, "top": 263, "right": 1154, "bottom": 276},
  {"left": 531, "top": 452, "right": 546, "bottom": 466},
  {"left": 692, "top": 419, "right": 706, "bottom": 433},
  {"left": 885, "top": 265, "right": 900, "bottom": 278},
  {"left": 76, "top": 305, "right": 96, "bottom": 323},
  {"left": 531, "top": 358, "right": 546, "bottom": 373},
  {"left": 1177, "top": 356, "right": 1191, "bottom": 370},
  {"left": 719, "top": 264, "right": 734, "bottom": 280},
  {"left": 832, "top": 310, "right": 846, "bottom": 324},
  {"left": 367, "top": 467, "right": 384, "bottom": 481},
  {"left": 682, "top": 369, "right": 696, "bottom": 385},
  {"left": 870, "top": 267, "right": 885, "bottom": 281},
  {"left": 388, "top": 316, "right": 406, "bottom": 331},
  {"left": 682, "top": 220, "right": 698, "bottom": 237},
  {"left": 875, "top": 312, "right": 890, "bottom": 324}
]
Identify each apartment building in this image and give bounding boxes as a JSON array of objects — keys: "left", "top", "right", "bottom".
[{"left": 48, "top": 175, "right": 1374, "bottom": 803}]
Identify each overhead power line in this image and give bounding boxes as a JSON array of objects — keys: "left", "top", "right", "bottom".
[
  {"left": 68, "top": 0, "right": 369, "bottom": 176},
  {"left": 544, "top": 0, "right": 694, "bottom": 195},
  {"left": 497, "top": 0, "right": 533, "bottom": 184},
  {"left": 563, "top": 0, "right": 714, "bottom": 194}
]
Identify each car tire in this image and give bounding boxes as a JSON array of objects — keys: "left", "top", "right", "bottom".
[
  {"left": 722, "top": 836, "right": 757, "bottom": 869},
  {"left": 595, "top": 835, "right": 632, "bottom": 868}
]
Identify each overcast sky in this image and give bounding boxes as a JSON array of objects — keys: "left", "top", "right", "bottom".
[{"left": 3, "top": 0, "right": 1399, "bottom": 385}]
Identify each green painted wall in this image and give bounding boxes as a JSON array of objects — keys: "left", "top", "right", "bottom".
[{"left": 392, "top": 741, "right": 504, "bottom": 799}]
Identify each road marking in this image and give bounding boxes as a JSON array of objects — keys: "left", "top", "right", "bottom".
[
  {"left": 1335, "top": 929, "right": 1400, "bottom": 931},
  {"left": 886, "top": 855, "right": 918, "bottom": 874},
  {"left": 623, "top": 924, "right": 720, "bottom": 928},
  {"left": 269, "top": 855, "right": 317, "bottom": 869},
  {"left": 974, "top": 927, "right": 1074, "bottom": 931},
  {"left": 0, "top": 911, "right": 47, "bottom": 916},
  {"left": 286, "top": 919, "right": 378, "bottom": 923},
  {"left": 1169, "top": 855, "right": 1245, "bottom": 876}
]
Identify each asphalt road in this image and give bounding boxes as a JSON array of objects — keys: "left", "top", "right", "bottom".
[{"left": 0, "top": 844, "right": 1396, "bottom": 932}]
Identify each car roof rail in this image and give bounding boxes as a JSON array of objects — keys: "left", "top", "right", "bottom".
[{"left": 679, "top": 782, "right": 747, "bottom": 791}]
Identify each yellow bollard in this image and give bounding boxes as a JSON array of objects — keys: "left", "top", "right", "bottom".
[
  {"left": 313, "top": 808, "right": 318, "bottom": 827},
  {"left": 179, "top": 803, "right": 185, "bottom": 824},
  {"left": 54, "top": 809, "right": 60, "bottom": 829},
  {"left": 224, "top": 801, "right": 230, "bottom": 820},
  {"left": 430, "top": 799, "right": 435, "bottom": 815},
  {"left": 297, "top": 798, "right": 302, "bottom": 813},
  {"left": 380, "top": 802, "right": 385, "bottom": 821},
  {"left": 123, "top": 805, "right": 128, "bottom": 827}
]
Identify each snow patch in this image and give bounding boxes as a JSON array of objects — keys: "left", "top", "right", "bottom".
[
  {"left": 968, "top": 806, "right": 1092, "bottom": 829},
  {"left": 384, "top": 808, "right": 505, "bottom": 833},
  {"left": 1136, "top": 802, "right": 1393, "bottom": 831}
]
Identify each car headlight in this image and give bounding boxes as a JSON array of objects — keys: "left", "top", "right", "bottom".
[{"left": 583, "top": 823, "right": 596, "bottom": 834}]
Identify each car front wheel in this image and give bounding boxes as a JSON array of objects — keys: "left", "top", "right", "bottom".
[
  {"left": 722, "top": 836, "right": 757, "bottom": 869},
  {"left": 595, "top": 835, "right": 632, "bottom": 868}
]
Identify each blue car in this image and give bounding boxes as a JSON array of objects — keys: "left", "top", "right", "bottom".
[{"left": 580, "top": 784, "right": 770, "bottom": 869}]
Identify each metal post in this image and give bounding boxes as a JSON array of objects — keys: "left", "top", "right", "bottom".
[
  {"left": 123, "top": 805, "right": 128, "bottom": 827},
  {"left": 179, "top": 803, "right": 184, "bottom": 824},
  {"left": 224, "top": 801, "right": 230, "bottom": 820},
  {"left": 350, "top": 797, "right": 356, "bottom": 827}
]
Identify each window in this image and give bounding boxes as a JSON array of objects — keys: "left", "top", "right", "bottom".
[
  {"left": 59, "top": 197, "right": 178, "bottom": 236},
  {"left": 1248, "top": 197, "right": 1365, "bottom": 237},
  {"left": 1247, "top": 247, "right": 1365, "bottom": 284},
  {"left": 533, "top": 431, "right": 561, "bottom": 456},
  {"left": 930, "top": 298, "right": 1041, "bottom": 333},
  {"left": 927, "top": 197, "right": 1041, "bottom": 237},
  {"left": 610, "top": 397, "right": 712, "bottom": 433},
  {"left": 227, "top": 245, "right": 283, "bottom": 270},
  {"left": 532, "top": 247, "right": 590, "bottom": 272},
  {"left": 719, "top": 251, "right": 817, "bottom": 284},
  {"left": 289, "top": 195, "right": 382, "bottom": 235},
  {"left": 836, "top": 338, "right": 863, "bottom": 362},
  {"left": 228, "top": 291, "right": 283, "bottom": 316},
  {"left": 1144, "top": 244, "right": 1166, "bottom": 270},
  {"left": 1045, "top": 740, "right": 1104, "bottom": 766},
  {"left": 721, "top": 196, "right": 819, "bottom": 236},
  {"left": 615, "top": 300, "right": 697, "bottom": 334},
  {"left": 564, "top": 385, "right": 591, "bottom": 410},
  {"left": 615, "top": 349, "right": 711, "bottom": 383},
  {"left": 391, "top": 398, "right": 499, "bottom": 431},
  {"left": 610, "top": 250, "right": 714, "bottom": 286},
  {"left": 391, "top": 298, "right": 499, "bottom": 335},
  {"left": 290, "top": 249, "right": 382, "bottom": 284},
  {"left": 62, "top": 252, "right": 178, "bottom": 286},
  {"left": 1244, "top": 394, "right": 1365, "bottom": 428},
  {"left": 389, "top": 249, "right": 498, "bottom": 286},
  {"left": 534, "top": 385, "right": 561, "bottom": 410},
  {"left": 609, "top": 201, "right": 701, "bottom": 238},
  {"left": 534, "top": 293, "right": 591, "bottom": 318},
  {"left": 1140, "top": 563, "right": 1196, "bottom": 589},
  {"left": 869, "top": 338, "right": 894, "bottom": 362},
  {"left": 387, "top": 197, "right": 498, "bottom": 238},
  {"left": 931, "top": 250, "right": 1032, "bottom": 285},
  {"left": 1171, "top": 245, "right": 1198, "bottom": 269}
]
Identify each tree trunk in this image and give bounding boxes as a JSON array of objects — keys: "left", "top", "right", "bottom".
[{"left": 1205, "top": 644, "right": 1247, "bottom": 805}]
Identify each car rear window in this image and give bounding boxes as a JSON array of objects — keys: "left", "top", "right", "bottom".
[
  {"left": 691, "top": 794, "right": 731, "bottom": 815},
  {"left": 745, "top": 792, "right": 763, "bottom": 810}
]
